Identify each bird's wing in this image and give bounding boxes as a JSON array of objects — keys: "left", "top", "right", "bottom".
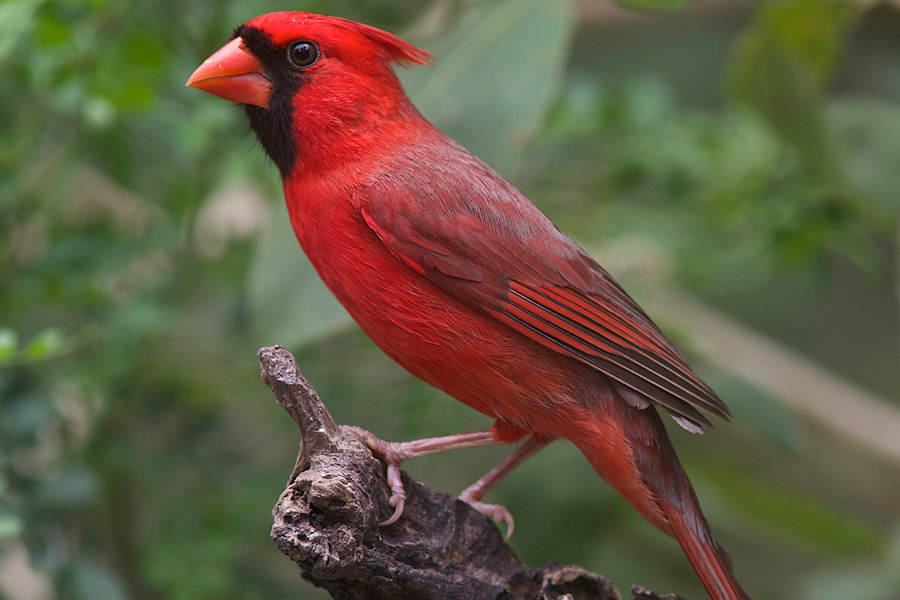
[{"left": 353, "top": 150, "right": 729, "bottom": 431}]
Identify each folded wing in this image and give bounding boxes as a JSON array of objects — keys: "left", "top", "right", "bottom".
[{"left": 354, "top": 147, "right": 730, "bottom": 431}]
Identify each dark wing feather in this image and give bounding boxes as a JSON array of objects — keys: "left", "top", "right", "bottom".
[{"left": 353, "top": 141, "right": 729, "bottom": 431}]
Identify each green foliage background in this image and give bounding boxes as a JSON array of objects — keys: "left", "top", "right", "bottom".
[{"left": 2, "top": 0, "right": 899, "bottom": 599}]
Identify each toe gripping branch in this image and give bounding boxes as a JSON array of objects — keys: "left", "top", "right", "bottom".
[{"left": 258, "top": 345, "right": 687, "bottom": 600}]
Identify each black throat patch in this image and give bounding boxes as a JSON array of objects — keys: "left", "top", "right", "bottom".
[{"left": 234, "top": 25, "right": 301, "bottom": 178}]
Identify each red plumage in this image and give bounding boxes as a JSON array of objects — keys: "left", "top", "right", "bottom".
[{"left": 187, "top": 12, "right": 753, "bottom": 600}]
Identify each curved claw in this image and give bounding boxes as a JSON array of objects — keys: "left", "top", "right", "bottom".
[
  {"left": 347, "top": 426, "right": 410, "bottom": 526},
  {"left": 380, "top": 503, "right": 404, "bottom": 526},
  {"left": 459, "top": 494, "right": 516, "bottom": 540},
  {"left": 380, "top": 463, "right": 406, "bottom": 525}
]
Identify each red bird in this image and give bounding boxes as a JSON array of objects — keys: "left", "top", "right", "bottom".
[{"left": 188, "top": 12, "right": 752, "bottom": 600}]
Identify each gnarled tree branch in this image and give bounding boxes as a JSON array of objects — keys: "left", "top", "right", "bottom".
[{"left": 259, "top": 345, "right": 685, "bottom": 600}]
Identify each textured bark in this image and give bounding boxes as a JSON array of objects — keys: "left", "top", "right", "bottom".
[{"left": 259, "top": 345, "right": 687, "bottom": 600}]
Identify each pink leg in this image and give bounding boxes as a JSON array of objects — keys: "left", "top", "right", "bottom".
[
  {"left": 347, "top": 427, "right": 502, "bottom": 525},
  {"left": 459, "top": 436, "right": 551, "bottom": 539}
]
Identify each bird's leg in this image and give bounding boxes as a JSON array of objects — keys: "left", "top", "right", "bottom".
[
  {"left": 347, "top": 427, "right": 502, "bottom": 526},
  {"left": 458, "top": 436, "right": 551, "bottom": 539}
]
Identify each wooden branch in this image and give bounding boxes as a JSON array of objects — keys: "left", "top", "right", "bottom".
[{"left": 258, "top": 345, "right": 686, "bottom": 600}]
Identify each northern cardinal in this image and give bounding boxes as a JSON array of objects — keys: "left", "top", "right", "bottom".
[{"left": 188, "top": 12, "right": 752, "bottom": 600}]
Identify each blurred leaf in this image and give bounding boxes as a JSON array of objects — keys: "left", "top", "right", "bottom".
[
  {"left": 247, "top": 207, "right": 351, "bottom": 348},
  {"left": 0, "top": 514, "right": 24, "bottom": 540},
  {"left": 401, "top": 0, "right": 575, "bottom": 173},
  {"left": 0, "top": 0, "right": 43, "bottom": 60},
  {"left": 728, "top": 19, "right": 833, "bottom": 180},
  {"left": 545, "top": 75, "right": 607, "bottom": 139},
  {"left": 35, "top": 10, "right": 71, "bottom": 46},
  {"left": 830, "top": 98, "right": 900, "bottom": 212},
  {"left": 0, "top": 328, "right": 18, "bottom": 364},
  {"left": 24, "top": 328, "right": 64, "bottom": 361},
  {"left": 761, "top": 0, "right": 857, "bottom": 86},
  {"left": 727, "top": 0, "right": 859, "bottom": 181}
]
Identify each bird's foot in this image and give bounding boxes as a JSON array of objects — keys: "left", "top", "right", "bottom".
[
  {"left": 346, "top": 426, "right": 410, "bottom": 525},
  {"left": 458, "top": 488, "right": 515, "bottom": 540},
  {"left": 346, "top": 426, "right": 501, "bottom": 526},
  {"left": 455, "top": 435, "right": 552, "bottom": 540}
]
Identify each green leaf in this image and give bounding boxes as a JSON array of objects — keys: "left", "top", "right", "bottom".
[{"left": 401, "top": 0, "right": 575, "bottom": 174}]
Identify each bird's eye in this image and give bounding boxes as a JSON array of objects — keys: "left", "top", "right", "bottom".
[{"left": 287, "top": 40, "right": 319, "bottom": 69}]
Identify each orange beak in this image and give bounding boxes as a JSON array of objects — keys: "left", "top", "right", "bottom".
[{"left": 186, "top": 37, "right": 271, "bottom": 108}]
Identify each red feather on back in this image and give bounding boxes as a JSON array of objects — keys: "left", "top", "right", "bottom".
[{"left": 354, "top": 133, "right": 729, "bottom": 432}]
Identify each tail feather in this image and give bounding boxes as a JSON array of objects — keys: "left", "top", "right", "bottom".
[
  {"left": 569, "top": 402, "right": 752, "bottom": 600},
  {"left": 665, "top": 505, "right": 753, "bottom": 600}
]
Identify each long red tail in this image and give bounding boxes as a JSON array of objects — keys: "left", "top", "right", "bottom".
[
  {"left": 662, "top": 493, "right": 753, "bottom": 600},
  {"left": 569, "top": 404, "right": 752, "bottom": 600}
]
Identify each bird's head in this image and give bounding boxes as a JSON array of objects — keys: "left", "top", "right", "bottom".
[{"left": 187, "top": 12, "right": 431, "bottom": 176}]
